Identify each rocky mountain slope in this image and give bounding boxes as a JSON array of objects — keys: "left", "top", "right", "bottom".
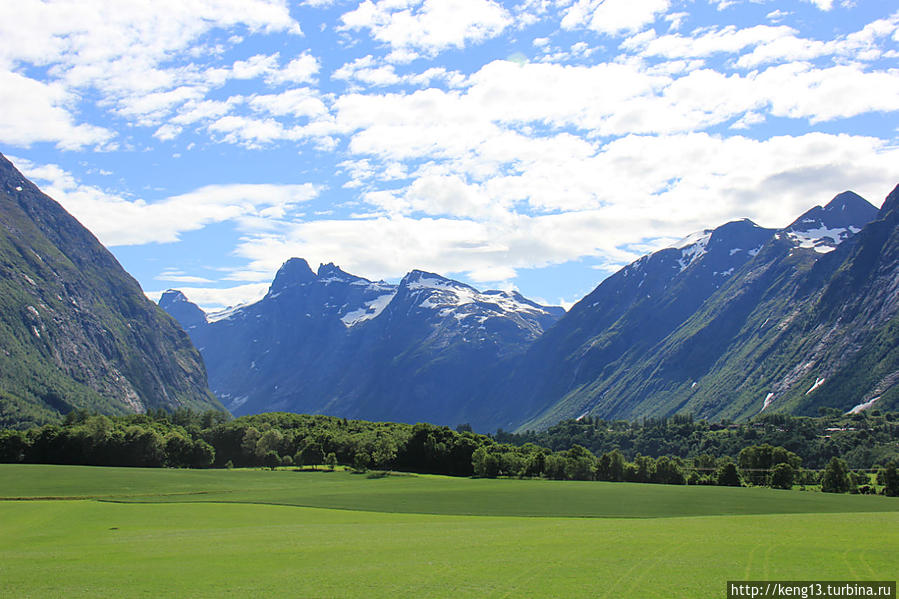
[
  {"left": 161, "top": 260, "right": 563, "bottom": 426},
  {"left": 0, "top": 154, "right": 222, "bottom": 428},
  {"left": 510, "top": 189, "right": 896, "bottom": 431}
]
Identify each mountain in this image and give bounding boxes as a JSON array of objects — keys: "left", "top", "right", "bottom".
[
  {"left": 161, "top": 260, "right": 563, "bottom": 426},
  {"left": 511, "top": 188, "right": 891, "bottom": 431},
  {"left": 0, "top": 154, "right": 222, "bottom": 428}
]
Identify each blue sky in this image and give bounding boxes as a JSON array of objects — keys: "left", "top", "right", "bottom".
[{"left": 1, "top": 0, "right": 897, "bottom": 311}]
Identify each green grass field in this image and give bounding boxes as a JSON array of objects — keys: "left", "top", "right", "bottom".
[{"left": 1, "top": 465, "right": 897, "bottom": 598}]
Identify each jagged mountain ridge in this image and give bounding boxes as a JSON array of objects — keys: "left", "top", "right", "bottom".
[
  {"left": 0, "top": 154, "right": 222, "bottom": 428},
  {"left": 512, "top": 188, "right": 893, "bottom": 431},
  {"left": 162, "top": 260, "right": 563, "bottom": 425}
]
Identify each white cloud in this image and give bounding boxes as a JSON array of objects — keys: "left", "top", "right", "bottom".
[
  {"left": 804, "top": 0, "right": 833, "bottom": 10},
  {"left": 623, "top": 14, "right": 899, "bottom": 67},
  {"left": 622, "top": 24, "right": 796, "bottom": 60},
  {"left": 10, "top": 157, "right": 321, "bottom": 246},
  {"left": 334, "top": 55, "right": 404, "bottom": 86},
  {"left": 248, "top": 89, "right": 329, "bottom": 118},
  {"left": 267, "top": 53, "right": 320, "bottom": 85},
  {"left": 156, "top": 270, "right": 215, "bottom": 284},
  {"left": 0, "top": 71, "right": 114, "bottom": 149},
  {"left": 333, "top": 55, "right": 467, "bottom": 88},
  {"left": 0, "top": 0, "right": 303, "bottom": 145},
  {"left": 561, "top": 0, "right": 670, "bottom": 35},
  {"left": 214, "top": 131, "right": 899, "bottom": 299},
  {"left": 340, "top": 0, "right": 512, "bottom": 57}
]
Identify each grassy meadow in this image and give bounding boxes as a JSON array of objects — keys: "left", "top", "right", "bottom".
[{"left": 1, "top": 464, "right": 897, "bottom": 598}]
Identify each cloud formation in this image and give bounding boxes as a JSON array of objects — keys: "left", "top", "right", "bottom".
[{"left": 3, "top": 1, "right": 898, "bottom": 308}]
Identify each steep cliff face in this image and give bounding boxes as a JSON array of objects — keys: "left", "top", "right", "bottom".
[{"left": 0, "top": 154, "right": 222, "bottom": 428}]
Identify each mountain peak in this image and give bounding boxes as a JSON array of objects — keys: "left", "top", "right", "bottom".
[
  {"left": 317, "top": 262, "right": 356, "bottom": 281},
  {"left": 269, "top": 258, "right": 316, "bottom": 294},
  {"left": 825, "top": 190, "right": 873, "bottom": 214},
  {"left": 160, "top": 289, "right": 189, "bottom": 304},
  {"left": 159, "top": 289, "right": 207, "bottom": 329},
  {"left": 401, "top": 269, "right": 475, "bottom": 292},
  {"left": 785, "top": 191, "right": 878, "bottom": 254}
]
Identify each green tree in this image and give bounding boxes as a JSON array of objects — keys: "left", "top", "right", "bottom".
[
  {"left": 821, "top": 457, "right": 850, "bottom": 493},
  {"left": 878, "top": 461, "right": 899, "bottom": 497},
  {"left": 240, "top": 427, "right": 261, "bottom": 464},
  {"left": 630, "top": 454, "right": 655, "bottom": 483},
  {"left": 262, "top": 450, "right": 280, "bottom": 470},
  {"left": 254, "top": 429, "right": 284, "bottom": 461},
  {"left": 0, "top": 430, "right": 27, "bottom": 463},
  {"left": 189, "top": 439, "right": 215, "bottom": 468},
  {"left": 769, "top": 462, "right": 794, "bottom": 490},
  {"left": 716, "top": 460, "right": 742, "bottom": 487},
  {"left": 565, "top": 445, "right": 596, "bottom": 481},
  {"left": 325, "top": 451, "right": 338, "bottom": 471},
  {"left": 371, "top": 437, "right": 397, "bottom": 470},
  {"left": 296, "top": 440, "right": 322, "bottom": 469},
  {"left": 353, "top": 451, "right": 370, "bottom": 472},
  {"left": 544, "top": 453, "right": 567, "bottom": 480},
  {"left": 653, "top": 456, "right": 685, "bottom": 485},
  {"left": 525, "top": 450, "right": 546, "bottom": 477},
  {"left": 164, "top": 432, "right": 193, "bottom": 467}
]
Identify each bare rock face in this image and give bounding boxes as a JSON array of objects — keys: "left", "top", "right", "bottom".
[{"left": 0, "top": 153, "right": 222, "bottom": 428}]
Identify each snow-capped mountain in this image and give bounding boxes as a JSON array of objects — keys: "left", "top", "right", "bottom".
[
  {"left": 783, "top": 191, "right": 878, "bottom": 254},
  {"left": 159, "top": 185, "right": 898, "bottom": 432},
  {"left": 161, "top": 260, "right": 563, "bottom": 425},
  {"left": 504, "top": 188, "right": 894, "bottom": 431}
]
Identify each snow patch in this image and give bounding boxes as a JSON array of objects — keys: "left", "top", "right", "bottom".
[
  {"left": 671, "top": 229, "right": 713, "bottom": 250},
  {"left": 414, "top": 279, "right": 547, "bottom": 317},
  {"left": 676, "top": 231, "right": 712, "bottom": 272},
  {"left": 805, "top": 377, "right": 825, "bottom": 395},
  {"left": 228, "top": 395, "right": 250, "bottom": 410},
  {"left": 787, "top": 225, "right": 851, "bottom": 251},
  {"left": 341, "top": 291, "right": 396, "bottom": 327},
  {"left": 847, "top": 396, "right": 880, "bottom": 414},
  {"left": 729, "top": 248, "right": 742, "bottom": 256},
  {"left": 207, "top": 304, "right": 249, "bottom": 323}
]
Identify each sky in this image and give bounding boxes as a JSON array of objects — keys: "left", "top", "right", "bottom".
[{"left": 1, "top": 0, "right": 897, "bottom": 312}]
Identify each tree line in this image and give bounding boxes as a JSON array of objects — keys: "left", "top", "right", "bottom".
[
  {"left": 0, "top": 409, "right": 896, "bottom": 496},
  {"left": 495, "top": 410, "right": 899, "bottom": 470}
]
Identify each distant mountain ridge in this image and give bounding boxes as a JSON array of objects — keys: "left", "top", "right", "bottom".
[
  {"left": 161, "top": 186, "right": 899, "bottom": 433},
  {"left": 161, "top": 260, "right": 564, "bottom": 426},
  {"left": 0, "top": 153, "right": 222, "bottom": 427}
]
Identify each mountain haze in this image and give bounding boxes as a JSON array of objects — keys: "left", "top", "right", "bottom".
[
  {"left": 162, "top": 260, "right": 563, "bottom": 426},
  {"left": 0, "top": 154, "right": 222, "bottom": 428}
]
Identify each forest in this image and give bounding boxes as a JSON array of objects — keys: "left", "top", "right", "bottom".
[{"left": 0, "top": 409, "right": 897, "bottom": 495}]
